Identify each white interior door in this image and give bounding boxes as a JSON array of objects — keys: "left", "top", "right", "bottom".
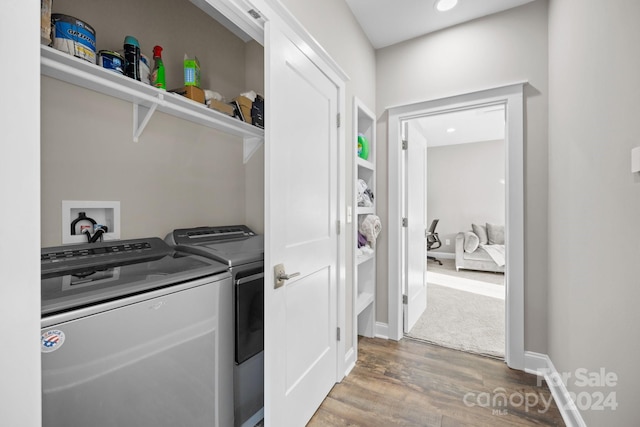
[
  {"left": 403, "top": 122, "right": 428, "bottom": 333},
  {"left": 264, "top": 19, "right": 339, "bottom": 427}
]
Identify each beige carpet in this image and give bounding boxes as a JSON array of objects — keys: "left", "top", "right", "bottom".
[{"left": 406, "top": 258, "right": 505, "bottom": 358}]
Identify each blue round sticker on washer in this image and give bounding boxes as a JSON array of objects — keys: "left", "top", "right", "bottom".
[{"left": 41, "top": 330, "right": 66, "bottom": 353}]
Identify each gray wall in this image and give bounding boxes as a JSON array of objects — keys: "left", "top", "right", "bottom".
[
  {"left": 244, "top": 40, "right": 266, "bottom": 234},
  {"left": 376, "top": 0, "right": 549, "bottom": 352},
  {"left": 427, "top": 140, "right": 505, "bottom": 253},
  {"left": 548, "top": 0, "right": 640, "bottom": 424},
  {"left": 41, "top": 0, "right": 264, "bottom": 246},
  {"left": 41, "top": 77, "right": 247, "bottom": 245}
]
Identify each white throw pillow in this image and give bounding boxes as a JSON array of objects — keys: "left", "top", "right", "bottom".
[
  {"left": 486, "top": 223, "right": 505, "bottom": 245},
  {"left": 463, "top": 232, "right": 480, "bottom": 253},
  {"left": 471, "top": 223, "right": 488, "bottom": 245}
]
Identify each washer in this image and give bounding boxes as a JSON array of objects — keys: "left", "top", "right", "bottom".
[
  {"left": 166, "top": 225, "right": 264, "bottom": 427},
  {"left": 41, "top": 237, "right": 233, "bottom": 427}
]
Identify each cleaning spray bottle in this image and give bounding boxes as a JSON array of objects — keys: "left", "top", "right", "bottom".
[{"left": 151, "top": 45, "right": 166, "bottom": 90}]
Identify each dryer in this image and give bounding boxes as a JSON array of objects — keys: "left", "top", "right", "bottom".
[{"left": 166, "top": 225, "right": 264, "bottom": 427}]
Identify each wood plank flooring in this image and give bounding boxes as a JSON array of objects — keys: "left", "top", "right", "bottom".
[{"left": 308, "top": 337, "right": 565, "bottom": 426}]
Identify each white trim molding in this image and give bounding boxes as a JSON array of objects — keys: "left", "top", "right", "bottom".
[
  {"left": 387, "top": 83, "right": 526, "bottom": 370},
  {"left": 344, "top": 323, "right": 388, "bottom": 378},
  {"left": 344, "top": 348, "right": 356, "bottom": 377},
  {"left": 524, "top": 352, "right": 587, "bottom": 427},
  {"left": 375, "top": 322, "right": 389, "bottom": 340}
]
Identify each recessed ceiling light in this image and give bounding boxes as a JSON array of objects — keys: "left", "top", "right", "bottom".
[
  {"left": 435, "top": 0, "right": 458, "bottom": 12},
  {"left": 446, "top": 127, "right": 456, "bottom": 133}
]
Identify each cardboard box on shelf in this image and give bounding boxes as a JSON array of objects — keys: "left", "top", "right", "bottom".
[
  {"left": 234, "top": 95, "right": 253, "bottom": 109},
  {"left": 233, "top": 96, "right": 253, "bottom": 124},
  {"left": 41, "top": 0, "right": 52, "bottom": 44},
  {"left": 185, "top": 86, "right": 205, "bottom": 103},
  {"left": 170, "top": 86, "right": 205, "bottom": 104},
  {"left": 209, "top": 99, "right": 235, "bottom": 116}
]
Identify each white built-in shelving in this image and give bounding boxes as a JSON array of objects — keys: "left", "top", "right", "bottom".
[{"left": 353, "top": 97, "right": 376, "bottom": 343}]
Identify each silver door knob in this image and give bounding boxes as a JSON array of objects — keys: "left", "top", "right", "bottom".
[{"left": 274, "top": 263, "right": 300, "bottom": 288}]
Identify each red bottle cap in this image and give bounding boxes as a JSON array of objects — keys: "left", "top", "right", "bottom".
[{"left": 153, "top": 45, "right": 163, "bottom": 58}]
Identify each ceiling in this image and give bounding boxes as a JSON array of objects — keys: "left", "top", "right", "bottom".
[
  {"left": 342, "top": 1, "right": 518, "bottom": 146},
  {"left": 345, "top": 0, "right": 537, "bottom": 49},
  {"left": 415, "top": 105, "right": 505, "bottom": 147}
]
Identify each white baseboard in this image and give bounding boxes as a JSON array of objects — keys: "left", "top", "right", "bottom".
[
  {"left": 524, "top": 351, "right": 550, "bottom": 373},
  {"left": 524, "top": 351, "right": 587, "bottom": 427},
  {"left": 344, "top": 348, "right": 356, "bottom": 376},
  {"left": 427, "top": 251, "right": 455, "bottom": 260},
  {"left": 375, "top": 322, "right": 389, "bottom": 339}
]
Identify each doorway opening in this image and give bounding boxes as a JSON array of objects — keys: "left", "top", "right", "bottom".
[
  {"left": 387, "top": 83, "right": 525, "bottom": 370},
  {"left": 402, "top": 105, "right": 506, "bottom": 359}
]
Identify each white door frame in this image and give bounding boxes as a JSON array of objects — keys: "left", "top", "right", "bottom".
[{"left": 387, "top": 83, "right": 526, "bottom": 370}]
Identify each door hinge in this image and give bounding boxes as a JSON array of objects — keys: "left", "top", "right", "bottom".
[
  {"left": 247, "top": 9, "right": 262, "bottom": 20},
  {"left": 402, "top": 217, "right": 408, "bottom": 227},
  {"left": 337, "top": 113, "right": 341, "bottom": 128},
  {"left": 403, "top": 294, "right": 408, "bottom": 304},
  {"left": 337, "top": 327, "right": 341, "bottom": 341},
  {"left": 336, "top": 220, "right": 341, "bottom": 235},
  {"left": 402, "top": 140, "right": 408, "bottom": 150}
]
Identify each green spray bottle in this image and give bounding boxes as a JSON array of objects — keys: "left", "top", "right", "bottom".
[{"left": 152, "top": 45, "right": 166, "bottom": 90}]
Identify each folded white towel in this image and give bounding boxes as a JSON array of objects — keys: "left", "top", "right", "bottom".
[
  {"left": 360, "top": 246, "right": 374, "bottom": 255},
  {"left": 359, "top": 215, "right": 382, "bottom": 248},
  {"left": 357, "top": 179, "right": 373, "bottom": 207}
]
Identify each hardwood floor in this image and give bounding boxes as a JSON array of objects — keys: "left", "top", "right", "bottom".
[{"left": 308, "top": 337, "right": 565, "bottom": 426}]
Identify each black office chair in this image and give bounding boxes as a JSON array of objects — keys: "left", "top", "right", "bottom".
[{"left": 426, "top": 219, "right": 442, "bottom": 265}]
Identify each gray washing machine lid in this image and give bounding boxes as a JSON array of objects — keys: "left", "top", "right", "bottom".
[
  {"left": 166, "top": 226, "right": 264, "bottom": 267},
  {"left": 41, "top": 237, "right": 228, "bottom": 316}
]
